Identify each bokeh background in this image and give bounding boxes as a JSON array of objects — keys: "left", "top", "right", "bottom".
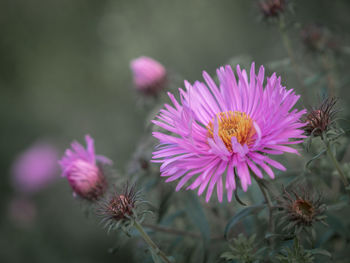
[{"left": 1, "top": 0, "right": 349, "bottom": 262}]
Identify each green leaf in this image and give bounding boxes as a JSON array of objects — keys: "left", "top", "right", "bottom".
[
  {"left": 224, "top": 204, "right": 265, "bottom": 240},
  {"left": 185, "top": 192, "right": 211, "bottom": 243},
  {"left": 220, "top": 251, "right": 236, "bottom": 260},
  {"left": 234, "top": 188, "right": 247, "bottom": 206},
  {"left": 150, "top": 249, "right": 163, "bottom": 263},
  {"left": 305, "top": 149, "right": 326, "bottom": 169},
  {"left": 157, "top": 190, "right": 174, "bottom": 223},
  {"left": 159, "top": 209, "right": 185, "bottom": 226},
  {"left": 326, "top": 212, "right": 349, "bottom": 237},
  {"left": 308, "top": 248, "right": 332, "bottom": 258},
  {"left": 327, "top": 201, "right": 348, "bottom": 211},
  {"left": 265, "top": 233, "right": 294, "bottom": 241}
]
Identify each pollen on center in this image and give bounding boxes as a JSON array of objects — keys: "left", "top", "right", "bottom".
[{"left": 207, "top": 111, "right": 256, "bottom": 152}]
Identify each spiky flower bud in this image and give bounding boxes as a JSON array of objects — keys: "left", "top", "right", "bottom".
[
  {"left": 105, "top": 186, "right": 136, "bottom": 221},
  {"left": 59, "top": 135, "right": 112, "bottom": 201},
  {"left": 303, "top": 97, "right": 338, "bottom": 137},
  {"left": 130, "top": 56, "right": 167, "bottom": 96},
  {"left": 258, "top": 0, "right": 286, "bottom": 18},
  {"left": 98, "top": 184, "right": 144, "bottom": 233},
  {"left": 276, "top": 186, "right": 327, "bottom": 235}
]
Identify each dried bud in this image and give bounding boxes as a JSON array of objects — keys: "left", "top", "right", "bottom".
[
  {"left": 98, "top": 184, "right": 140, "bottom": 228},
  {"left": 139, "top": 157, "right": 149, "bottom": 171},
  {"left": 276, "top": 185, "right": 327, "bottom": 234},
  {"left": 259, "top": 0, "right": 286, "bottom": 18},
  {"left": 106, "top": 190, "right": 136, "bottom": 221},
  {"left": 301, "top": 24, "right": 341, "bottom": 53},
  {"left": 59, "top": 135, "right": 112, "bottom": 201},
  {"left": 130, "top": 56, "right": 167, "bottom": 96},
  {"left": 303, "top": 97, "right": 338, "bottom": 137}
]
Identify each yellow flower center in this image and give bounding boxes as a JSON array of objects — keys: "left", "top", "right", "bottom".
[{"left": 207, "top": 111, "right": 256, "bottom": 152}]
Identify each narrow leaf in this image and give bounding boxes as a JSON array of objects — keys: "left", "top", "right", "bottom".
[{"left": 224, "top": 204, "right": 265, "bottom": 240}]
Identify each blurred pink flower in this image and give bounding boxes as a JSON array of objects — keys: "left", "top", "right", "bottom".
[
  {"left": 152, "top": 63, "right": 306, "bottom": 202},
  {"left": 11, "top": 142, "right": 59, "bottom": 194},
  {"left": 59, "top": 135, "right": 112, "bottom": 201},
  {"left": 130, "top": 56, "right": 167, "bottom": 95}
]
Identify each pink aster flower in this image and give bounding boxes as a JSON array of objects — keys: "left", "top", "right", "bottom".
[
  {"left": 152, "top": 63, "right": 306, "bottom": 202},
  {"left": 11, "top": 142, "right": 58, "bottom": 194},
  {"left": 130, "top": 56, "right": 167, "bottom": 95},
  {"left": 59, "top": 135, "right": 112, "bottom": 201}
]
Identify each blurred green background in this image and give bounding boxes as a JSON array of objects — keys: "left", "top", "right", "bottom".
[{"left": 1, "top": 0, "right": 349, "bottom": 262}]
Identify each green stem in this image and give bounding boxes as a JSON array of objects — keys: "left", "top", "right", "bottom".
[
  {"left": 278, "top": 16, "right": 309, "bottom": 104},
  {"left": 134, "top": 220, "right": 172, "bottom": 263},
  {"left": 324, "top": 139, "right": 349, "bottom": 187},
  {"left": 255, "top": 178, "right": 275, "bottom": 243}
]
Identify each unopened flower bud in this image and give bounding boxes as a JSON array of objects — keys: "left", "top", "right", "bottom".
[
  {"left": 102, "top": 184, "right": 137, "bottom": 222},
  {"left": 59, "top": 135, "right": 112, "bottom": 201},
  {"left": 258, "top": 0, "right": 286, "bottom": 18},
  {"left": 276, "top": 185, "right": 327, "bottom": 234},
  {"left": 130, "top": 56, "right": 167, "bottom": 95},
  {"left": 98, "top": 184, "right": 143, "bottom": 233},
  {"left": 303, "top": 97, "right": 338, "bottom": 137}
]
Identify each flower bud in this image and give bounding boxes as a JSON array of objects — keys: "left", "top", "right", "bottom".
[
  {"left": 130, "top": 56, "right": 167, "bottom": 95},
  {"left": 258, "top": 0, "right": 286, "bottom": 18},
  {"left": 303, "top": 97, "right": 337, "bottom": 137},
  {"left": 103, "top": 184, "right": 137, "bottom": 222},
  {"left": 276, "top": 185, "right": 327, "bottom": 234},
  {"left": 59, "top": 135, "right": 111, "bottom": 201}
]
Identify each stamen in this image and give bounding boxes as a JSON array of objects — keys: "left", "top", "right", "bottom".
[{"left": 207, "top": 111, "right": 255, "bottom": 152}]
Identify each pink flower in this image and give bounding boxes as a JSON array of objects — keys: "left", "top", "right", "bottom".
[
  {"left": 59, "top": 135, "right": 112, "bottom": 201},
  {"left": 11, "top": 142, "right": 58, "bottom": 194},
  {"left": 152, "top": 63, "right": 306, "bottom": 202},
  {"left": 130, "top": 56, "right": 166, "bottom": 95}
]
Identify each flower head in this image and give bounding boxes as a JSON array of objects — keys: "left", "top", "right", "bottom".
[
  {"left": 152, "top": 63, "right": 306, "bottom": 202},
  {"left": 11, "top": 142, "right": 58, "bottom": 194},
  {"left": 258, "top": 0, "right": 286, "bottom": 18},
  {"left": 303, "top": 97, "right": 337, "bottom": 137},
  {"left": 276, "top": 185, "right": 327, "bottom": 234},
  {"left": 59, "top": 135, "right": 111, "bottom": 201},
  {"left": 130, "top": 56, "right": 167, "bottom": 95}
]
